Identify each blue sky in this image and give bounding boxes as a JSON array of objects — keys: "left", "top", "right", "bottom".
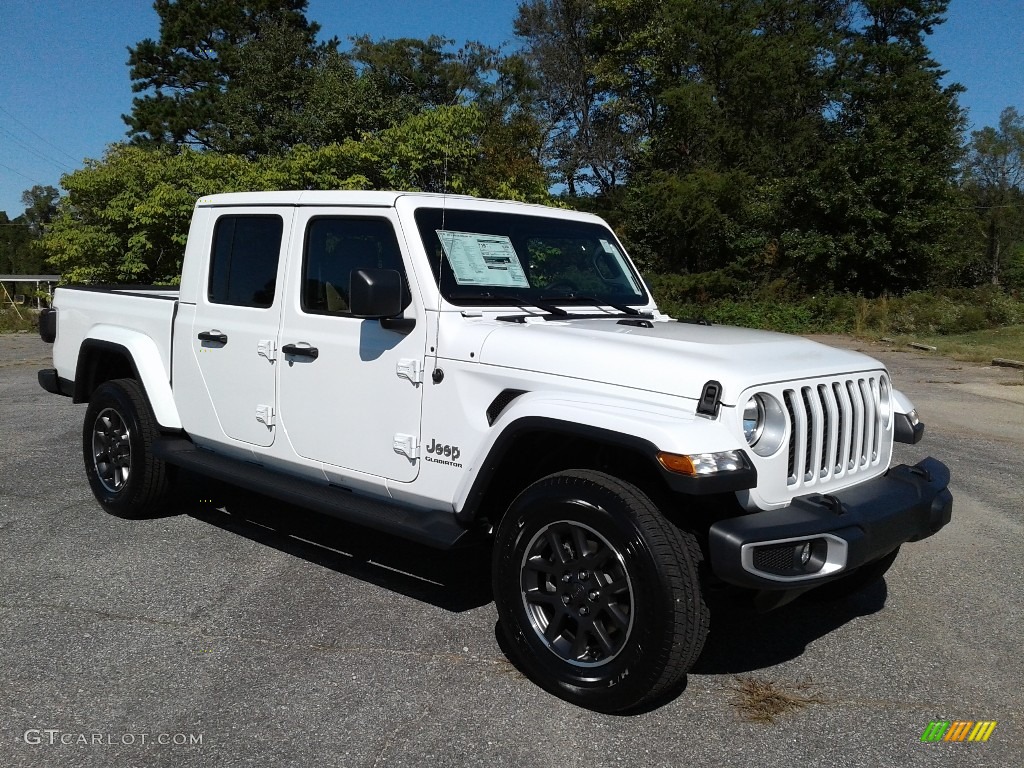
[{"left": 1, "top": 0, "right": 1022, "bottom": 217}]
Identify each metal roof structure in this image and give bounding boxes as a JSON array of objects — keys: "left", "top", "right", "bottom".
[{"left": 1, "top": 275, "right": 61, "bottom": 311}]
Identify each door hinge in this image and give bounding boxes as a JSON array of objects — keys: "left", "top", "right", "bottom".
[
  {"left": 257, "top": 339, "right": 277, "bottom": 362},
  {"left": 397, "top": 358, "right": 423, "bottom": 385},
  {"left": 393, "top": 433, "right": 418, "bottom": 459},
  {"left": 256, "top": 404, "right": 275, "bottom": 428}
]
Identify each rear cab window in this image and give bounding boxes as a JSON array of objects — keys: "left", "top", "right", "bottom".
[{"left": 208, "top": 215, "right": 284, "bottom": 308}]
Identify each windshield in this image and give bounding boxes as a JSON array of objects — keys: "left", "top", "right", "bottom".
[{"left": 414, "top": 208, "right": 649, "bottom": 309}]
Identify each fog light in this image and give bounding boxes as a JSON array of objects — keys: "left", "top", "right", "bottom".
[
  {"left": 742, "top": 535, "right": 849, "bottom": 582},
  {"left": 798, "top": 541, "right": 811, "bottom": 565},
  {"left": 750, "top": 538, "right": 829, "bottom": 577}
]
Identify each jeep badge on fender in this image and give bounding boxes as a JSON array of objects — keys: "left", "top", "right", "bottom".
[{"left": 425, "top": 439, "right": 460, "bottom": 461}]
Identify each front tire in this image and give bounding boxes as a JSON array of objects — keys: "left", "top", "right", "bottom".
[
  {"left": 83, "top": 378, "right": 174, "bottom": 518},
  {"left": 492, "top": 470, "right": 709, "bottom": 713}
]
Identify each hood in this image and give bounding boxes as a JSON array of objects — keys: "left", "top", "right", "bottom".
[{"left": 476, "top": 317, "right": 883, "bottom": 405}]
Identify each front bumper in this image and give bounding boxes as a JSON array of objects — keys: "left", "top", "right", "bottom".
[{"left": 708, "top": 457, "right": 952, "bottom": 590}]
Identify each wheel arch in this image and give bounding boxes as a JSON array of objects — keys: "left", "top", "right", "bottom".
[
  {"left": 456, "top": 417, "right": 666, "bottom": 525},
  {"left": 73, "top": 331, "right": 181, "bottom": 430}
]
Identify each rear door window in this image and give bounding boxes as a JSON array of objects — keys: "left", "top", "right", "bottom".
[{"left": 208, "top": 215, "right": 284, "bottom": 308}]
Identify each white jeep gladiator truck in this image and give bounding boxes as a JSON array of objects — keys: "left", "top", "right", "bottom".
[{"left": 38, "top": 191, "right": 952, "bottom": 712}]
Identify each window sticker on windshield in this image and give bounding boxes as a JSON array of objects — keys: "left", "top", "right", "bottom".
[
  {"left": 436, "top": 230, "right": 530, "bottom": 288},
  {"left": 598, "top": 239, "right": 641, "bottom": 293}
]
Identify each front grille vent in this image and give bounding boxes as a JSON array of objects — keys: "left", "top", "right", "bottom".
[{"left": 783, "top": 376, "right": 885, "bottom": 489}]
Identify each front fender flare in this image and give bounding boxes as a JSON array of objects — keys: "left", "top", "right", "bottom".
[{"left": 453, "top": 393, "right": 752, "bottom": 521}]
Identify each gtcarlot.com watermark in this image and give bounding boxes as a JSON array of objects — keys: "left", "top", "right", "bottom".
[{"left": 24, "top": 729, "right": 203, "bottom": 746}]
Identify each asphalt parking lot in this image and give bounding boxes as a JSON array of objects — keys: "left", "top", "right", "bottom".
[{"left": 2, "top": 331, "right": 1021, "bottom": 767}]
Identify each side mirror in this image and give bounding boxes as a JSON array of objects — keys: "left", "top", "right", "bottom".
[
  {"left": 349, "top": 268, "right": 416, "bottom": 332},
  {"left": 349, "top": 268, "right": 403, "bottom": 319}
]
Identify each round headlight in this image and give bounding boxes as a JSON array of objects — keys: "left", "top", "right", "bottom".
[
  {"left": 742, "top": 397, "right": 764, "bottom": 445},
  {"left": 878, "top": 377, "right": 892, "bottom": 427},
  {"left": 742, "top": 393, "right": 787, "bottom": 457}
]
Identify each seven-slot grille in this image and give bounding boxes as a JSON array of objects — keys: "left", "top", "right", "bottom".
[{"left": 783, "top": 376, "right": 888, "bottom": 490}]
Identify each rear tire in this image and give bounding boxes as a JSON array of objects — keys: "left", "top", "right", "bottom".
[
  {"left": 83, "top": 378, "right": 175, "bottom": 518},
  {"left": 492, "top": 470, "right": 709, "bottom": 713}
]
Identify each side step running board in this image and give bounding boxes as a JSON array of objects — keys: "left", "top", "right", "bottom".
[{"left": 153, "top": 438, "right": 475, "bottom": 550}]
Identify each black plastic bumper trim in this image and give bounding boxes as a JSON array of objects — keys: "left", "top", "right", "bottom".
[
  {"left": 38, "top": 368, "right": 74, "bottom": 397},
  {"left": 39, "top": 308, "right": 56, "bottom": 343},
  {"left": 894, "top": 412, "right": 925, "bottom": 444},
  {"left": 708, "top": 457, "right": 952, "bottom": 590}
]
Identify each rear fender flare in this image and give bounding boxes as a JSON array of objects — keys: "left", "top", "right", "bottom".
[{"left": 75, "top": 328, "right": 181, "bottom": 430}]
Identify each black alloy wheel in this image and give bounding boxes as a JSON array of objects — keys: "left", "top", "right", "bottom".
[
  {"left": 493, "top": 469, "right": 709, "bottom": 713},
  {"left": 82, "top": 378, "right": 175, "bottom": 518}
]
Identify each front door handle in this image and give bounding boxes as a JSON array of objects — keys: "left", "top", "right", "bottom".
[
  {"left": 198, "top": 330, "right": 228, "bottom": 344},
  {"left": 282, "top": 343, "right": 319, "bottom": 360}
]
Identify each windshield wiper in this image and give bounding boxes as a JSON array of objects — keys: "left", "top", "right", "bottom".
[
  {"left": 448, "top": 291, "right": 568, "bottom": 316},
  {"left": 539, "top": 293, "right": 644, "bottom": 316}
]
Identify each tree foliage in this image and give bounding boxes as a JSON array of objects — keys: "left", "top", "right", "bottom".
[
  {"left": 793, "top": 0, "right": 966, "bottom": 294},
  {"left": 573, "top": 0, "right": 966, "bottom": 295},
  {"left": 0, "top": 187, "right": 59, "bottom": 276},
  {"left": 514, "top": 0, "right": 633, "bottom": 195},
  {"left": 125, "top": 0, "right": 330, "bottom": 152},
  {"left": 43, "top": 106, "right": 549, "bottom": 284},
  {"left": 125, "top": 3, "right": 519, "bottom": 155},
  {"left": 36, "top": 0, "right": 1010, "bottom": 302},
  {"left": 962, "top": 107, "right": 1024, "bottom": 287},
  {"left": 0, "top": 212, "right": 34, "bottom": 275}
]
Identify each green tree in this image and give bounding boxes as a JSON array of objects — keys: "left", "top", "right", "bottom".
[
  {"left": 125, "top": 4, "right": 523, "bottom": 162},
  {"left": 349, "top": 104, "right": 549, "bottom": 200},
  {"left": 963, "top": 107, "right": 1024, "bottom": 287},
  {"left": 514, "top": 0, "right": 633, "bottom": 195},
  {"left": 211, "top": 13, "right": 330, "bottom": 156},
  {"left": 350, "top": 35, "right": 502, "bottom": 122},
  {"left": 581, "top": 0, "right": 963, "bottom": 294},
  {"left": 796, "top": 0, "right": 966, "bottom": 294},
  {"left": 43, "top": 146, "right": 255, "bottom": 283},
  {"left": 588, "top": 0, "right": 846, "bottom": 275},
  {"left": 20, "top": 185, "right": 60, "bottom": 237},
  {"left": 589, "top": 0, "right": 845, "bottom": 176},
  {"left": 0, "top": 211, "right": 32, "bottom": 275},
  {"left": 125, "top": 0, "right": 324, "bottom": 151},
  {"left": 0, "top": 187, "right": 58, "bottom": 276},
  {"left": 41, "top": 125, "right": 549, "bottom": 284}
]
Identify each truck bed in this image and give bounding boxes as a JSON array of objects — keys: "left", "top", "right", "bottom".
[{"left": 50, "top": 285, "right": 180, "bottom": 396}]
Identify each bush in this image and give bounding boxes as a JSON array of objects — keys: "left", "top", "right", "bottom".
[
  {"left": 0, "top": 306, "right": 38, "bottom": 333},
  {"left": 645, "top": 274, "right": 1024, "bottom": 336}
]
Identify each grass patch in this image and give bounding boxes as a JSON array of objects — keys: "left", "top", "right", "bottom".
[
  {"left": 0, "top": 307, "right": 38, "bottom": 333},
  {"left": 879, "top": 325, "right": 1024, "bottom": 364},
  {"left": 726, "top": 677, "right": 824, "bottom": 723}
]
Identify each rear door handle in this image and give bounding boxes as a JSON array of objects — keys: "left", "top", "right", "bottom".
[
  {"left": 282, "top": 343, "right": 319, "bottom": 360},
  {"left": 198, "top": 331, "right": 228, "bottom": 344}
]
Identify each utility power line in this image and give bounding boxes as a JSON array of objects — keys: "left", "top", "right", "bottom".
[
  {"left": 0, "top": 104, "right": 81, "bottom": 166},
  {"left": 0, "top": 160, "right": 50, "bottom": 188},
  {"left": 0, "top": 126, "right": 74, "bottom": 173}
]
